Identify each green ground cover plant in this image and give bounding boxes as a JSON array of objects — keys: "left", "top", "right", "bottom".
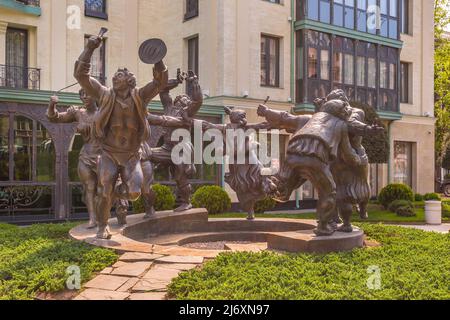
[
  {"left": 0, "top": 223, "right": 118, "bottom": 300},
  {"left": 168, "top": 224, "right": 450, "bottom": 300}
]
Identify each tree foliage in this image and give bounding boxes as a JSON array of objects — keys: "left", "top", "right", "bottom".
[
  {"left": 434, "top": 0, "right": 450, "bottom": 168},
  {"left": 350, "top": 100, "right": 390, "bottom": 164}
]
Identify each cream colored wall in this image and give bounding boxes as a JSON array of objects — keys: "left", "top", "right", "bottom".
[
  {"left": 389, "top": 116, "right": 435, "bottom": 194},
  {"left": 400, "top": 0, "right": 435, "bottom": 118}
]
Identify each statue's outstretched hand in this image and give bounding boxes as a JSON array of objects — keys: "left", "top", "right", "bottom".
[
  {"left": 49, "top": 95, "right": 59, "bottom": 105},
  {"left": 258, "top": 104, "right": 269, "bottom": 117},
  {"left": 86, "top": 36, "right": 102, "bottom": 50},
  {"left": 367, "top": 125, "right": 385, "bottom": 135}
]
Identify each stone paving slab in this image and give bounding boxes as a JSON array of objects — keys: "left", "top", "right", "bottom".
[
  {"left": 155, "top": 255, "right": 204, "bottom": 264},
  {"left": 142, "top": 267, "right": 182, "bottom": 281},
  {"left": 84, "top": 275, "right": 131, "bottom": 291},
  {"left": 111, "top": 261, "right": 153, "bottom": 277},
  {"left": 131, "top": 279, "right": 170, "bottom": 292},
  {"left": 129, "top": 292, "right": 167, "bottom": 300},
  {"left": 119, "top": 252, "right": 164, "bottom": 262},
  {"left": 153, "top": 263, "right": 199, "bottom": 271},
  {"left": 74, "top": 289, "right": 130, "bottom": 300},
  {"left": 100, "top": 267, "right": 113, "bottom": 275},
  {"left": 117, "top": 278, "right": 140, "bottom": 293}
]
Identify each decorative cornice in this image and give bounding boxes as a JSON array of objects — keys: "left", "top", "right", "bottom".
[
  {"left": 0, "top": 88, "right": 225, "bottom": 116},
  {"left": 0, "top": 21, "right": 8, "bottom": 34},
  {"left": 295, "top": 19, "right": 404, "bottom": 49},
  {"left": 0, "top": 0, "right": 42, "bottom": 16}
]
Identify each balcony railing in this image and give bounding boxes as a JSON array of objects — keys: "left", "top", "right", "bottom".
[
  {"left": 15, "top": 0, "right": 40, "bottom": 7},
  {"left": 0, "top": 65, "right": 41, "bottom": 90}
]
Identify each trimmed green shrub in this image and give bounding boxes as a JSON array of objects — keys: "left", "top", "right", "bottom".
[
  {"left": 254, "top": 197, "right": 277, "bottom": 214},
  {"left": 396, "top": 206, "right": 416, "bottom": 217},
  {"left": 132, "top": 184, "right": 175, "bottom": 213},
  {"left": 414, "top": 193, "right": 424, "bottom": 202},
  {"left": 192, "top": 186, "right": 231, "bottom": 215},
  {"left": 378, "top": 184, "right": 414, "bottom": 209},
  {"left": 442, "top": 202, "right": 450, "bottom": 218},
  {"left": 423, "top": 193, "right": 442, "bottom": 201},
  {"left": 388, "top": 200, "right": 414, "bottom": 213},
  {"left": 387, "top": 200, "right": 416, "bottom": 217}
]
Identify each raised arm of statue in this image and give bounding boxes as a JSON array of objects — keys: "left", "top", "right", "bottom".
[
  {"left": 147, "top": 114, "right": 191, "bottom": 128},
  {"left": 160, "top": 76, "right": 183, "bottom": 113},
  {"left": 46, "top": 96, "right": 78, "bottom": 124},
  {"left": 140, "top": 61, "right": 169, "bottom": 105},
  {"left": 185, "top": 71, "right": 203, "bottom": 117},
  {"left": 74, "top": 36, "right": 104, "bottom": 100},
  {"left": 257, "top": 104, "right": 310, "bottom": 132},
  {"left": 339, "top": 125, "right": 367, "bottom": 167}
]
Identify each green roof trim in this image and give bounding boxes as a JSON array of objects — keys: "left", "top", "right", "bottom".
[
  {"left": 294, "top": 103, "right": 403, "bottom": 121},
  {"left": 0, "top": 0, "right": 41, "bottom": 16},
  {"left": 295, "top": 19, "right": 403, "bottom": 49},
  {"left": 0, "top": 88, "right": 225, "bottom": 116}
]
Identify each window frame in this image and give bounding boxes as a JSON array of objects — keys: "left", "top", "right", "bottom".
[
  {"left": 85, "top": 0, "right": 108, "bottom": 20},
  {"left": 261, "top": 34, "right": 281, "bottom": 88},
  {"left": 184, "top": 0, "right": 199, "bottom": 21}
]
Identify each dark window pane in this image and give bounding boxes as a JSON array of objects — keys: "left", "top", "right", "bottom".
[
  {"left": 0, "top": 116, "right": 9, "bottom": 181},
  {"left": 307, "top": 0, "right": 319, "bottom": 20},
  {"left": 13, "top": 116, "right": 32, "bottom": 181},
  {"left": 344, "top": 54, "right": 354, "bottom": 85},
  {"left": 36, "top": 123, "right": 55, "bottom": 182},
  {"left": 400, "top": 62, "right": 409, "bottom": 103},
  {"left": 261, "top": 35, "right": 280, "bottom": 87},
  {"left": 308, "top": 48, "right": 318, "bottom": 79},
  {"left": 356, "top": 56, "right": 365, "bottom": 86},
  {"left": 401, "top": 0, "right": 409, "bottom": 33},
  {"left": 333, "top": 52, "right": 343, "bottom": 83},
  {"left": 344, "top": 7, "right": 355, "bottom": 29},
  {"left": 389, "top": 19, "right": 398, "bottom": 39},
  {"left": 188, "top": 36, "right": 199, "bottom": 76},
  {"left": 334, "top": 4, "right": 344, "bottom": 26},
  {"left": 320, "top": 0, "right": 331, "bottom": 23},
  {"left": 69, "top": 134, "right": 83, "bottom": 182},
  {"left": 320, "top": 50, "right": 330, "bottom": 80}
]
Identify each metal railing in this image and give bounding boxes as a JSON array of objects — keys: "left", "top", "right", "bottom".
[
  {"left": 15, "top": 0, "right": 40, "bottom": 7},
  {"left": 0, "top": 65, "right": 41, "bottom": 90}
]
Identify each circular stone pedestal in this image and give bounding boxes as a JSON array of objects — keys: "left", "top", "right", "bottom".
[{"left": 69, "top": 209, "right": 364, "bottom": 256}]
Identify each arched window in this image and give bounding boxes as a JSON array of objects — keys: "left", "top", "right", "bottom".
[{"left": 0, "top": 113, "right": 56, "bottom": 218}]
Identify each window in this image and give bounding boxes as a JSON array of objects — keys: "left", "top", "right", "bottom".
[
  {"left": 400, "top": 62, "right": 410, "bottom": 103},
  {"left": 188, "top": 36, "right": 199, "bottom": 76},
  {"left": 185, "top": 0, "right": 199, "bottom": 21},
  {"left": 304, "top": 0, "right": 401, "bottom": 40},
  {"left": 261, "top": 35, "right": 280, "bottom": 87},
  {"left": 0, "top": 114, "right": 55, "bottom": 183},
  {"left": 84, "top": 36, "right": 106, "bottom": 84},
  {"left": 296, "top": 30, "right": 400, "bottom": 112},
  {"left": 401, "top": 0, "right": 410, "bottom": 34},
  {"left": 394, "top": 141, "right": 413, "bottom": 187},
  {"left": 4, "top": 28, "right": 29, "bottom": 89},
  {"left": 85, "top": 0, "right": 108, "bottom": 20}
]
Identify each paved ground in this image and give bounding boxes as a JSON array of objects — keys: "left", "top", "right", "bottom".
[
  {"left": 74, "top": 223, "right": 448, "bottom": 300},
  {"left": 394, "top": 223, "right": 450, "bottom": 234}
]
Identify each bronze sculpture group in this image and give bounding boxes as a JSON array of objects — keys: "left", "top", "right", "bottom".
[{"left": 48, "top": 32, "right": 383, "bottom": 239}]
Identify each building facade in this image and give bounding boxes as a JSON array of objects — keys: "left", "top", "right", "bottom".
[{"left": 0, "top": 0, "right": 435, "bottom": 222}]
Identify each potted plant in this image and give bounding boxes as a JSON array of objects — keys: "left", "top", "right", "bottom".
[{"left": 423, "top": 193, "right": 442, "bottom": 225}]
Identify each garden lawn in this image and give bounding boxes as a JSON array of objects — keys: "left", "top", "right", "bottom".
[
  {"left": 0, "top": 223, "right": 118, "bottom": 300},
  {"left": 168, "top": 224, "right": 450, "bottom": 300},
  {"left": 216, "top": 203, "right": 450, "bottom": 223}
]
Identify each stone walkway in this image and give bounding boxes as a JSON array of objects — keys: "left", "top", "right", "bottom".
[
  {"left": 74, "top": 252, "right": 204, "bottom": 300},
  {"left": 394, "top": 223, "right": 450, "bottom": 234}
]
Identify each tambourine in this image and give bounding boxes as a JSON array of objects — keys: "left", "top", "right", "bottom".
[{"left": 139, "top": 38, "right": 167, "bottom": 64}]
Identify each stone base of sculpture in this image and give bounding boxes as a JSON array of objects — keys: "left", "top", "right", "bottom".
[{"left": 69, "top": 209, "right": 365, "bottom": 254}]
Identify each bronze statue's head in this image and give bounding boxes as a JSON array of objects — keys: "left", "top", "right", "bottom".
[
  {"left": 225, "top": 107, "right": 248, "bottom": 126},
  {"left": 173, "top": 94, "right": 192, "bottom": 111},
  {"left": 321, "top": 99, "right": 352, "bottom": 121},
  {"left": 79, "top": 89, "right": 96, "bottom": 109},
  {"left": 112, "top": 68, "right": 137, "bottom": 91},
  {"left": 326, "top": 89, "right": 349, "bottom": 104}
]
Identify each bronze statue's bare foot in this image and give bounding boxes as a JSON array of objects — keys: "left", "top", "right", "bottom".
[
  {"left": 174, "top": 203, "right": 193, "bottom": 212},
  {"left": 96, "top": 226, "right": 112, "bottom": 240},
  {"left": 337, "top": 224, "right": 353, "bottom": 233},
  {"left": 359, "top": 211, "right": 368, "bottom": 220},
  {"left": 314, "top": 223, "right": 335, "bottom": 236}
]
